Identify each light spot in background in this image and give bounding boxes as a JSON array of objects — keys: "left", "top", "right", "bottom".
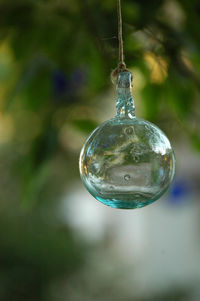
[
  {"left": 60, "top": 182, "right": 106, "bottom": 242},
  {"left": 59, "top": 124, "right": 87, "bottom": 152},
  {"left": 181, "top": 51, "right": 195, "bottom": 73},
  {"left": 159, "top": 0, "right": 186, "bottom": 29},
  {"left": 144, "top": 52, "right": 168, "bottom": 84}
]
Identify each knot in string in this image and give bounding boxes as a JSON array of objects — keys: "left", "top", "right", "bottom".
[
  {"left": 118, "top": 62, "right": 127, "bottom": 72},
  {"left": 111, "top": 62, "right": 129, "bottom": 84}
]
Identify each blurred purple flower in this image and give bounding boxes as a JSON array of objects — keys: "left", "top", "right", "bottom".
[
  {"left": 168, "top": 179, "right": 190, "bottom": 205},
  {"left": 52, "top": 68, "right": 86, "bottom": 101}
]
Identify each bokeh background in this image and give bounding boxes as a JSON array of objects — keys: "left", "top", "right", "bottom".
[{"left": 0, "top": 0, "right": 200, "bottom": 300}]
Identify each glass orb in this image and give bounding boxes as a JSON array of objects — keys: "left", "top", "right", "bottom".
[
  {"left": 79, "top": 71, "right": 175, "bottom": 209},
  {"left": 80, "top": 117, "right": 175, "bottom": 209}
]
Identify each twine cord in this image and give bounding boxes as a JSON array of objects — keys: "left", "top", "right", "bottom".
[
  {"left": 117, "top": 0, "right": 125, "bottom": 69},
  {"left": 111, "top": 0, "right": 131, "bottom": 82}
]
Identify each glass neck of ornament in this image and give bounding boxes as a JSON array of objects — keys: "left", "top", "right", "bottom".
[{"left": 116, "top": 71, "right": 135, "bottom": 119}]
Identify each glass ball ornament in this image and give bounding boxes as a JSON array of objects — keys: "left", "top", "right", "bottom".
[{"left": 79, "top": 71, "right": 175, "bottom": 209}]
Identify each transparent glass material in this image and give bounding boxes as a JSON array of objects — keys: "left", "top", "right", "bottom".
[{"left": 79, "top": 72, "right": 175, "bottom": 209}]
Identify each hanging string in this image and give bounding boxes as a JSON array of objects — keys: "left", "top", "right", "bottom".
[
  {"left": 111, "top": 0, "right": 131, "bottom": 83},
  {"left": 117, "top": 0, "right": 126, "bottom": 70}
]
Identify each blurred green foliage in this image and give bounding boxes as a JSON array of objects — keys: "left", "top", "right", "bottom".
[
  {"left": 2, "top": 0, "right": 199, "bottom": 194},
  {"left": 0, "top": 208, "right": 84, "bottom": 301},
  {"left": 0, "top": 0, "right": 199, "bottom": 299}
]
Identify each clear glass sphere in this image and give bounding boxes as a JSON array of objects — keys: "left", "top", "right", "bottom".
[{"left": 79, "top": 72, "right": 175, "bottom": 209}]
